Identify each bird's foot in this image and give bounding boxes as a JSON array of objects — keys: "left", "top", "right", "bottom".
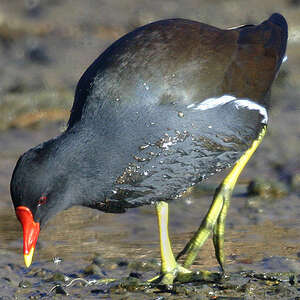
[
  {"left": 176, "top": 185, "right": 232, "bottom": 270},
  {"left": 147, "top": 263, "right": 220, "bottom": 289},
  {"left": 150, "top": 201, "right": 221, "bottom": 289}
]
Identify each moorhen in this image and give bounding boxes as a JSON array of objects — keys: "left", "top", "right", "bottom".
[{"left": 11, "top": 13, "right": 288, "bottom": 285}]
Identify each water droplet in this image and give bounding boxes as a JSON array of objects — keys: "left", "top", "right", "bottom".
[
  {"left": 139, "top": 144, "right": 149, "bottom": 150},
  {"left": 185, "top": 198, "right": 193, "bottom": 205},
  {"left": 200, "top": 175, "right": 206, "bottom": 181},
  {"left": 162, "top": 141, "right": 172, "bottom": 149},
  {"left": 53, "top": 257, "right": 62, "bottom": 264},
  {"left": 133, "top": 155, "right": 146, "bottom": 162}
]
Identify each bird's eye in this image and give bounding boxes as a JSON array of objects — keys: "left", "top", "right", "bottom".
[{"left": 37, "top": 195, "right": 47, "bottom": 206}]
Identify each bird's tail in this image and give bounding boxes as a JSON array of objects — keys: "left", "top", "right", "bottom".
[
  {"left": 267, "top": 13, "right": 288, "bottom": 68},
  {"left": 237, "top": 13, "right": 288, "bottom": 71}
]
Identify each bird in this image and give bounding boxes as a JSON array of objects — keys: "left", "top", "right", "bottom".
[{"left": 11, "top": 13, "right": 288, "bottom": 286}]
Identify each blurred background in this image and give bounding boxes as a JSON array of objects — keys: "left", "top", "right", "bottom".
[{"left": 0, "top": 0, "right": 299, "bottom": 298}]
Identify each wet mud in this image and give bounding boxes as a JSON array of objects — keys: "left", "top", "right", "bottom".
[{"left": 0, "top": 0, "right": 300, "bottom": 299}]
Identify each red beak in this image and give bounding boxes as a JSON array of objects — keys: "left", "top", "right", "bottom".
[{"left": 15, "top": 206, "right": 40, "bottom": 267}]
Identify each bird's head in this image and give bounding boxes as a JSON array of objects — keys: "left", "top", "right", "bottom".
[{"left": 10, "top": 142, "right": 69, "bottom": 267}]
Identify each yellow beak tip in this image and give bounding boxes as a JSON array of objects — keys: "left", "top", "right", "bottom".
[{"left": 24, "top": 247, "right": 35, "bottom": 268}]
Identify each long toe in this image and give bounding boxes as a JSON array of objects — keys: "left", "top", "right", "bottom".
[{"left": 148, "top": 263, "right": 221, "bottom": 288}]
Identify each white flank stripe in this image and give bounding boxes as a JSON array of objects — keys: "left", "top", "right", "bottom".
[
  {"left": 192, "top": 95, "right": 236, "bottom": 110},
  {"left": 283, "top": 55, "right": 288, "bottom": 63},
  {"left": 233, "top": 100, "right": 268, "bottom": 124},
  {"left": 188, "top": 95, "right": 268, "bottom": 124}
]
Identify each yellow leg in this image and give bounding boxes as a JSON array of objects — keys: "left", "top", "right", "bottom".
[
  {"left": 176, "top": 185, "right": 224, "bottom": 267},
  {"left": 212, "top": 186, "right": 230, "bottom": 271},
  {"left": 148, "top": 201, "right": 189, "bottom": 285},
  {"left": 177, "top": 126, "right": 267, "bottom": 269},
  {"left": 148, "top": 201, "right": 220, "bottom": 286},
  {"left": 156, "top": 201, "right": 178, "bottom": 282}
]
